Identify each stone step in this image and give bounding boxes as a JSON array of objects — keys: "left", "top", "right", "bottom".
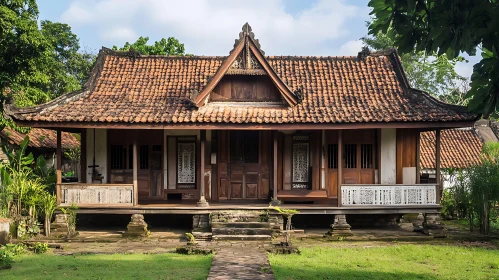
[
  {"left": 212, "top": 228, "right": 273, "bottom": 236},
  {"left": 211, "top": 235, "right": 272, "bottom": 241},
  {"left": 211, "top": 217, "right": 264, "bottom": 223},
  {"left": 192, "top": 231, "right": 212, "bottom": 241},
  {"left": 211, "top": 222, "right": 270, "bottom": 229}
]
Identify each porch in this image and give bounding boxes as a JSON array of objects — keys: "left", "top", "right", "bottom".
[{"left": 54, "top": 127, "right": 443, "bottom": 213}]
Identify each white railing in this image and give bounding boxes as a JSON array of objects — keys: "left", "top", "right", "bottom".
[
  {"left": 341, "top": 185, "right": 437, "bottom": 206},
  {"left": 59, "top": 184, "right": 134, "bottom": 206}
]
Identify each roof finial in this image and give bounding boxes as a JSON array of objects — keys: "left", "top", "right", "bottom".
[{"left": 231, "top": 22, "right": 265, "bottom": 55}]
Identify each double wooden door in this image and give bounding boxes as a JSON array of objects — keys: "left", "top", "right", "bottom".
[{"left": 218, "top": 131, "right": 271, "bottom": 200}]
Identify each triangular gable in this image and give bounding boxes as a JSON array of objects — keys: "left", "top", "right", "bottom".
[{"left": 194, "top": 23, "right": 299, "bottom": 107}]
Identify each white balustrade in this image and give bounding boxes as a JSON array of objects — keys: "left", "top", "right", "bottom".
[
  {"left": 341, "top": 185, "right": 437, "bottom": 206},
  {"left": 60, "top": 184, "right": 134, "bottom": 206}
]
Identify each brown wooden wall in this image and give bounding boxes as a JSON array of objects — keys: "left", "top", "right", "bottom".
[
  {"left": 210, "top": 75, "right": 282, "bottom": 102},
  {"left": 396, "top": 128, "right": 418, "bottom": 184}
]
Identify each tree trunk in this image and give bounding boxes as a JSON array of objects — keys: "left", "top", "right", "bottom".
[{"left": 45, "top": 215, "right": 51, "bottom": 236}]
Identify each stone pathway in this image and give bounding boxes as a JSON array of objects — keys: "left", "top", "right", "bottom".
[{"left": 207, "top": 241, "right": 275, "bottom": 280}]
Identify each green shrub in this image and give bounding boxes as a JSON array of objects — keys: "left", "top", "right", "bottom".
[
  {"left": 33, "top": 242, "right": 48, "bottom": 254},
  {"left": 0, "top": 247, "right": 13, "bottom": 269},
  {"left": 3, "top": 243, "right": 26, "bottom": 256}
]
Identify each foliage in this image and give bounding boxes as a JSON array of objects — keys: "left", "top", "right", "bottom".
[
  {"left": 368, "top": 0, "right": 499, "bottom": 117},
  {"left": 269, "top": 245, "right": 499, "bottom": 279},
  {"left": 0, "top": 253, "right": 213, "bottom": 279},
  {"left": 271, "top": 206, "right": 299, "bottom": 244},
  {"left": 40, "top": 193, "right": 56, "bottom": 236},
  {"left": 64, "top": 146, "right": 80, "bottom": 178},
  {"left": 0, "top": 246, "right": 13, "bottom": 269},
  {"left": 112, "top": 36, "right": 187, "bottom": 55},
  {"left": 32, "top": 242, "right": 48, "bottom": 254},
  {"left": 0, "top": 2, "right": 95, "bottom": 131},
  {"left": 185, "top": 232, "right": 196, "bottom": 244},
  {"left": 2, "top": 243, "right": 26, "bottom": 256},
  {"left": 60, "top": 204, "right": 78, "bottom": 237},
  {"left": 362, "top": 26, "right": 465, "bottom": 96},
  {"left": 446, "top": 142, "right": 499, "bottom": 234}
]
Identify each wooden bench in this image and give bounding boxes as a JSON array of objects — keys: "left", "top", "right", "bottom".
[{"left": 277, "top": 190, "right": 328, "bottom": 201}]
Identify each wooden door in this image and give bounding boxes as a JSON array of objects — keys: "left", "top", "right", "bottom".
[{"left": 217, "top": 131, "right": 270, "bottom": 200}]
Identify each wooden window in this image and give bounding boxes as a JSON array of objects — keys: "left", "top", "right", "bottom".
[
  {"left": 361, "top": 144, "right": 373, "bottom": 169},
  {"left": 327, "top": 144, "right": 338, "bottom": 169},
  {"left": 110, "top": 145, "right": 126, "bottom": 169},
  {"left": 128, "top": 145, "right": 133, "bottom": 169},
  {"left": 139, "top": 145, "right": 149, "bottom": 169},
  {"left": 344, "top": 144, "right": 357, "bottom": 168}
]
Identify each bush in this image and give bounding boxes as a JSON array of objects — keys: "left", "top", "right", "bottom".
[
  {"left": 3, "top": 243, "right": 26, "bottom": 256},
  {"left": 33, "top": 242, "right": 48, "bottom": 254},
  {"left": 0, "top": 246, "right": 13, "bottom": 269}
]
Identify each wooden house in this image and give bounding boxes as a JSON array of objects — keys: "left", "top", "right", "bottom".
[{"left": 5, "top": 24, "right": 478, "bottom": 229}]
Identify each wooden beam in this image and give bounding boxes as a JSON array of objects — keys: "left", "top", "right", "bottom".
[
  {"left": 273, "top": 131, "right": 278, "bottom": 203},
  {"left": 416, "top": 130, "right": 421, "bottom": 184},
  {"left": 321, "top": 129, "right": 325, "bottom": 190},
  {"left": 56, "top": 129, "right": 62, "bottom": 204},
  {"left": 133, "top": 140, "right": 138, "bottom": 206},
  {"left": 13, "top": 120, "right": 477, "bottom": 131},
  {"left": 80, "top": 128, "right": 87, "bottom": 183},
  {"left": 337, "top": 130, "right": 343, "bottom": 206},
  {"left": 435, "top": 129, "right": 441, "bottom": 203},
  {"left": 377, "top": 128, "right": 381, "bottom": 184}
]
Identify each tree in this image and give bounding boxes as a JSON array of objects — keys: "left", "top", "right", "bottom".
[
  {"left": 0, "top": 3, "right": 96, "bottom": 132},
  {"left": 368, "top": 0, "right": 499, "bottom": 117},
  {"left": 362, "top": 27, "right": 465, "bottom": 96},
  {"left": 113, "top": 36, "right": 186, "bottom": 55}
]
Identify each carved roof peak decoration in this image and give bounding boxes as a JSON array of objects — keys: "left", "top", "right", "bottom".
[{"left": 231, "top": 22, "right": 265, "bottom": 55}]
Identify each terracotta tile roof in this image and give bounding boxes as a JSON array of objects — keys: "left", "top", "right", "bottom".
[
  {"left": 0, "top": 127, "right": 79, "bottom": 149},
  {"left": 6, "top": 49, "right": 476, "bottom": 126},
  {"left": 420, "top": 129, "right": 483, "bottom": 169}
]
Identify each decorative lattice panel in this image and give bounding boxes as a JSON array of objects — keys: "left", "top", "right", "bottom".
[
  {"left": 292, "top": 143, "right": 309, "bottom": 188},
  {"left": 61, "top": 185, "right": 133, "bottom": 205},
  {"left": 341, "top": 185, "right": 437, "bottom": 206},
  {"left": 177, "top": 142, "right": 196, "bottom": 184}
]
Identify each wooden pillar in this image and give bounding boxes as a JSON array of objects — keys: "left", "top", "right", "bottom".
[
  {"left": 56, "top": 129, "right": 62, "bottom": 205},
  {"left": 133, "top": 140, "right": 138, "bottom": 206},
  {"left": 435, "top": 129, "right": 441, "bottom": 203},
  {"left": 197, "top": 130, "right": 209, "bottom": 207},
  {"left": 80, "top": 128, "right": 87, "bottom": 183},
  {"left": 271, "top": 131, "right": 279, "bottom": 205},
  {"left": 416, "top": 130, "right": 421, "bottom": 184},
  {"left": 337, "top": 130, "right": 343, "bottom": 206},
  {"left": 321, "top": 130, "right": 326, "bottom": 190}
]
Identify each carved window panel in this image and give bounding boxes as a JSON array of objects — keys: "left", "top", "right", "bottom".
[
  {"left": 327, "top": 144, "right": 338, "bottom": 169},
  {"left": 177, "top": 142, "right": 196, "bottom": 186},
  {"left": 292, "top": 142, "right": 309, "bottom": 189}
]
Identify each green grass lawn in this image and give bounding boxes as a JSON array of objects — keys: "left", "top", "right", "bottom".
[
  {"left": 0, "top": 253, "right": 213, "bottom": 280},
  {"left": 269, "top": 244, "right": 499, "bottom": 280}
]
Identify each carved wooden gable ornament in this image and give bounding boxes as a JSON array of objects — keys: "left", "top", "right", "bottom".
[{"left": 194, "top": 23, "right": 300, "bottom": 107}]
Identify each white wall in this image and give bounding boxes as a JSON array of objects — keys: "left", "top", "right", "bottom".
[
  {"left": 86, "top": 128, "right": 107, "bottom": 183},
  {"left": 380, "top": 128, "right": 397, "bottom": 184}
]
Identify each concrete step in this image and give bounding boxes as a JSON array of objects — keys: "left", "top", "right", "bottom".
[
  {"left": 211, "top": 222, "right": 270, "bottom": 229},
  {"left": 212, "top": 227, "right": 273, "bottom": 236},
  {"left": 211, "top": 234, "right": 272, "bottom": 241}
]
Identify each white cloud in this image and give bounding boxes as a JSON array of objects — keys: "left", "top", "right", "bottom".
[
  {"left": 59, "top": 0, "right": 363, "bottom": 55},
  {"left": 338, "top": 40, "right": 364, "bottom": 56}
]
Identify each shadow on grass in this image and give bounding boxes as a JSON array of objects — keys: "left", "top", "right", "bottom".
[
  {"left": 0, "top": 253, "right": 212, "bottom": 280},
  {"left": 271, "top": 265, "right": 437, "bottom": 280}
]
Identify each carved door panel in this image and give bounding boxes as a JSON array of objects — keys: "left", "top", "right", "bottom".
[{"left": 230, "top": 165, "right": 244, "bottom": 199}]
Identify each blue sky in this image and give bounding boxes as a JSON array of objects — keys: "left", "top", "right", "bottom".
[{"left": 37, "top": 0, "right": 476, "bottom": 79}]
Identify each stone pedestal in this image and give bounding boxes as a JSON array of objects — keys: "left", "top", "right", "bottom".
[
  {"left": 328, "top": 214, "right": 352, "bottom": 236},
  {"left": 423, "top": 213, "right": 447, "bottom": 237},
  {"left": 123, "top": 214, "right": 150, "bottom": 238},
  {"left": 0, "top": 218, "right": 10, "bottom": 245},
  {"left": 50, "top": 214, "right": 70, "bottom": 236},
  {"left": 196, "top": 197, "right": 209, "bottom": 207},
  {"left": 269, "top": 213, "right": 284, "bottom": 233}
]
